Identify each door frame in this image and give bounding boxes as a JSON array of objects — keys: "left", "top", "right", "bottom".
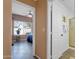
[
  {"left": 32, "top": 6, "right": 36, "bottom": 55},
  {"left": 47, "top": 1, "right": 52, "bottom": 59}
]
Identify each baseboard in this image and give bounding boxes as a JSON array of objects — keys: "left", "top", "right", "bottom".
[{"left": 33, "top": 55, "right": 41, "bottom": 59}]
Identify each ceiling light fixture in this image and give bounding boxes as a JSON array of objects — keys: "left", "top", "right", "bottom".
[{"left": 28, "top": 11, "right": 33, "bottom": 18}]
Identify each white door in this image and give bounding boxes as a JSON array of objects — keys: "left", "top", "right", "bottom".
[
  {"left": 52, "top": 1, "right": 69, "bottom": 59},
  {"left": 47, "top": 1, "right": 69, "bottom": 59}
]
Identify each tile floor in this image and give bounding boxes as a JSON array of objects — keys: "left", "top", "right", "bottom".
[
  {"left": 59, "top": 49, "right": 75, "bottom": 59},
  {"left": 12, "top": 41, "right": 34, "bottom": 59},
  {"left": 12, "top": 41, "right": 75, "bottom": 59}
]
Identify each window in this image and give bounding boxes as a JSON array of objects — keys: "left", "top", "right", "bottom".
[{"left": 14, "top": 20, "right": 32, "bottom": 35}]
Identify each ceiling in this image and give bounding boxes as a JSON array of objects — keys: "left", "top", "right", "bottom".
[
  {"left": 12, "top": 0, "right": 34, "bottom": 16},
  {"left": 49, "top": 0, "right": 75, "bottom": 13},
  {"left": 13, "top": 0, "right": 75, "bottom": 15},
  {"left": 55, "top": 0, "right": 75, "bottom": 13}
]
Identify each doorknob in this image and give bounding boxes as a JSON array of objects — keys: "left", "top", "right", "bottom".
[{"left": 61, "top": 34, "right": 63, "bottom": 36}]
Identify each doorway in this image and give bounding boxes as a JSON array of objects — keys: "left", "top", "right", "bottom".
[{"left": 12, "top": 0, "right": 35, "bottom": 59}]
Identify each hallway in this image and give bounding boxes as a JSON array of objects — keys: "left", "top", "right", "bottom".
[{"left": 12, "top": 41, "right": 34, "bottom": 59}]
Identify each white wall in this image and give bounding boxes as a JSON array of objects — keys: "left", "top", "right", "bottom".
[{"left": 47, "top": 0, "right": 74, "bottom": 59}]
